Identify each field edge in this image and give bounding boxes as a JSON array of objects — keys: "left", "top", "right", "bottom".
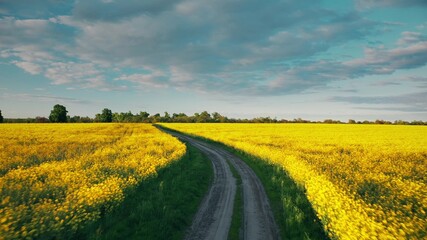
[
  {"left": 157, "top": 124, "right": 329, "bottom": 240},
  {"left": 77, "top": 143, "right": 213, "bottom": 240}
]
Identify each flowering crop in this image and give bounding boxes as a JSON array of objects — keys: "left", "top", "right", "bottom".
[
  {"left": 161, "top": 123, "right": 427, "bottom": 239},
  {"left": 0, "top": 123, "right": 185, "bottom": 239}
]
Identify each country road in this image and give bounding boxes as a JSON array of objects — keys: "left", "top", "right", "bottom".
[{"left": 161, "top": 129, "right": 280, "bottom": 240}]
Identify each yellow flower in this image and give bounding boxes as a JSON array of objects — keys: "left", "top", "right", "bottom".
[
  {"left": 162, "top": 123, "right": 427, "bottom": 239},
  {"left": 0, "top": 123, "right": 185, "bottom": 239}
]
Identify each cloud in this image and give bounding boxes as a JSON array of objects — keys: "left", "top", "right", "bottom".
[
  {"left": 406, "top": 76, "right": 427, "bottom": 88},
  {"left": 0, "top": 92, "right": 91, "bottom": 104},
  {"left": 0, "top": 0, "right": 73, "bottom": 18},
  {"left": 260, "top": 37, "right": 427, "bottom": 95},
  {"left": 356, "top": 0, "right": 427, "bottom": 10},
  {"left": 370, "top": 76, "right": 427, "bottom": 87},
  {"left": 45, "top": 62, "right": 100, "bottom": 85},
  {"left": 240, "top": 12, "right": 375, "bottom": 67},
  {"left": 56, "top": 1, "right": 380, "bottom": 95},
  {"left": 13, "top": 61, "right": 43, "bottom": 75},
  {"left": 356, "top": 106, "right": 426, "bottom": 113},
  {"left": 0, "top": 17, "right": 73, "bottom": 49},
  {"left": 1, "top": 1, "right": 426, "bottom": 97},
  {"left": 43, "top": 62, "right": 127, "bottom": 91},
  {"left": 332, "top": 91, "right": 427, "bottom": 105},
  {"left": 115, "top": 72, "right": 168, "bottom": 88},
  {"left": 68, "top": 1, "right": 373, "bottom": 73},
  {"left": 331, "top": 91, "right": 427, "bottom": 113},
  {"left": 343, "top": 41, "right": 427, "bottom": 74},
  {"left": 73, "top": 0, "right": 177, "bottom": 21},
  {"left": 0, "top": 17, "right": 127, "bottom": 91},
  {"left": 397, "top": 32, "right": 427, "bottom": 46}
]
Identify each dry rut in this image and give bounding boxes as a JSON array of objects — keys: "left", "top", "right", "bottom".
[{"left": 163, "top": 130, "right": 280, "bottom": 240}]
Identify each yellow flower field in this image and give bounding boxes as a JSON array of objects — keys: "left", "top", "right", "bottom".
[
  {"left": 161, "top": 123, "right": 427, "bottom": 239},
  {"left": 0, "top": 123, "right": 186, "bottom": 239}
]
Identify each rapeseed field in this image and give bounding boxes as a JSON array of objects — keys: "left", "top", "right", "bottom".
[
  {"left": 162, "top": 123, "right": 426, "bottom": 239},
  {"left": 0, "top": 124, "right": 185, "bottom": 239}
]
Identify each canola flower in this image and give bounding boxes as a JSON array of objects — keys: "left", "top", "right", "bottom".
[
  {"left": 0, "top": 123, "right": 186, "bottom": 239},
  {"left": 161, "top": 123, "right": 427, "bottom": 239}
]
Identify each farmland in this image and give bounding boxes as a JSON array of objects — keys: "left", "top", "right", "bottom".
[
  {"left": 161, "top": 123, "right": 427, "bottom": 239},
  {"left": 0, "top": 124, "right": 187, "bottom": 239},
  {"left": 1, "top": 122, "right": 426, "bottom": 239}
]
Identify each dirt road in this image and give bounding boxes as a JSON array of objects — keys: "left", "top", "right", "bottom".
[{"left": 162, "top": 129, "right": 280, "bottom": 240}]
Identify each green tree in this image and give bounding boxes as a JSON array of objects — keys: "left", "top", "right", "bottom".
[
  {"left": 195, "top": 111, "right": 211, "bottom": 123},
  {"left": 151, "top": 113, "right": 161, "bottom": 123},
  {"left": 161, "top": 112, "right": 171, "bottom": 122},
  {"left": 0, "top": 110, "right": 3, "bottom": 123},
  {"left": 212, "top": 112, "right": 227, "bottom": 123},
  {"left": 138, "top": 111, "right": 150, "bottom": 122},
  {"left": 172, "top": 113, "right": 190, "bottom": 122},
  {"left": 120, "top": 111, "right": 135, "bottom": 122},
  {"left": 49, "top": 104, "right": 68, "bottom": 123},
  {"left": 97, "top": 108, "right": 113, "bottom": 122}
]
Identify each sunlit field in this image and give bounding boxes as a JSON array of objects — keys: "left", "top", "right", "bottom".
[
  {"left": 0, "top": 124, "right": 186, "bottom": 239},
  {"left": 161, "top": 123, "right": 427, "bottom": 239}
]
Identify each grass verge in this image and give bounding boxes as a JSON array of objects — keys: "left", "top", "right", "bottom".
[
  {"left": 227, "top": 160, "right": 243, "bottom": 240},
  {"left": 77, "top": 144, "right": 212, "bottom": 240},
  {"left": 233, "top": 151, "right": 328, "bottom": 240},
  {"left": 157, "top": 125, "right": 328, "bottom": 240}
]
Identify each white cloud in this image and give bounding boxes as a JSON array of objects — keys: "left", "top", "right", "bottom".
[
  {"left": 115, "top": 71, "right": 168, "bottom": 88},
  {"left": 169, "top": 66, "right": 194, "bottom": 83},
  {"left": 45, "top": 62, "right": 101, "bottom": 85},
  {"left": 356, "top": 0, "right": 427, "bottom": 10},
  {"left": 332, "top": 91, "right": 427, "bottom": 111},
  {"left": 262, "top": 38, "right": 427, "bottom": 95},
  {"left": 0, "top": 17, "right": 125, "bottom": 91},
  {"left": 1, "top": 1, "right": 426, "bottom": 97},
  {"left": 12, "top": 47, "right": 54, "bottom": 62},
  {"left": 13, "top": 61, "right": 42, "bottom": 75},
  {"left": 397, "top": 32, "right": 427, "bottom": 46},
  {"left": 14, "top": 18, "right": 48, "bottom": 28},
  {"left": 344, "top": 41, "right": 427, "bottom": 72},
  {"left": 73, "top": 0, "right": 177, "bottom": 21},
  {"left": 0, "top": 92, "right": 91, "bottom": 104},
  {"left": 0, "top": 17, "right": 61, "bottom": 48},
  {"left": 55, "top": 0, "right": 379, "bottom": 95}
]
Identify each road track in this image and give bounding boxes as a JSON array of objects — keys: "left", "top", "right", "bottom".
[{"left": 162, "top": 129, "right": 280, "bottom": 240}]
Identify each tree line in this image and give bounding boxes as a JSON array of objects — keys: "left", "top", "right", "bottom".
[{"left": 0, "top": 105, "right": 426, "bottom": 125}]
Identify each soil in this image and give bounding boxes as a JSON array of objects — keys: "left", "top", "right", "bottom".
[{"left": 163, "top": 130, "right": 280, "bottom": 240}]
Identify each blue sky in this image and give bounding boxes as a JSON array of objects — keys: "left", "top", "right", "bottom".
[{"left": 1, "top": 0, "right": 426, "bottom": 121}]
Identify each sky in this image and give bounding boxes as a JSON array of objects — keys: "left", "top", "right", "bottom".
[{"left": 0, "top": 0, "right": 426, "bottom": 121}]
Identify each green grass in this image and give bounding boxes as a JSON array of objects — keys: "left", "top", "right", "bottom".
[
  {"left": 233, "top": 151, "right": 328, "bottom": 240},
  {"left": 157, "top": 125, "right": 328, "bottom": 240},
  {"left": 77, "top": 144, "right": 213, "bottom": 240},
  {"left": 227, "top": 160, "right": 243, "bottom": 240}
]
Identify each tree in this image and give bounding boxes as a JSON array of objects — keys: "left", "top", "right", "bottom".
[
  {"left": 195, "top": 111, "right": 211, "bottom": 123},
  {"left": 69, "top": 116, "right": 81, "bottom": 123},
  {"left": 96, "top": 108, "right": 113, "bottom": 122},
  {"left": 152, "top": 113, "right": 161, "bottom": 123},
  {"left": 161, "top": 112, "right": 171, "bottom": 122},
  {"left": 212, "top": 112, "right": 227, "bottom": 123},
  {"left": 35, "top": 116, "right": 49, "bottom": 123},
  {"left": 49, "top": 104, "right": 68, "bottom": 123},
  {"left": 0, "top": 110, "right": 3, "bottom": 123},
  {"left": 139, "top": 111, "right": 150, "bottom": 122},
  {"left": 121, "top": 111, "right": 135, "bottom": 122},
  {"left": 172, "top": 113, "right": 190, "bottom": 122},
  {"left": 394, "top": 120, "right": 409, "bottom": 125}
]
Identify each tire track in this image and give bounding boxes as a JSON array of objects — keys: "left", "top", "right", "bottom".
[
  {"left": 161, "top": 129, "right": 280, "bottom": 240},
  {"left": 219, "top": 148, "right": 280, "bottom": 240},
  {"left": 169, "top": 131, "right": 236, "bottom": 240}
]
